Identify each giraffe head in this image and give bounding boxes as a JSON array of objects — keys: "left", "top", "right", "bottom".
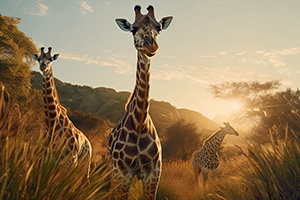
[
  {"left": 115, "top": 5, "right": 173, "bottom": 57},
  {"left": 32, "top": 47, "right": 59, "bottom": 75},
  {"left": 221, "top": 122, "right": 239, "bottom": 136}
]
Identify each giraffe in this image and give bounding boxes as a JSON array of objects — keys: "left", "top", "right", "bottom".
[
  {"left": 107, "top": 5, "right": 173, "bottom": 200},
  {"left": 192, "top": 122, "right": 239, "bottom": 184},
  {"left": 32, "top": 47, "right": 92, "bottom": 176}
]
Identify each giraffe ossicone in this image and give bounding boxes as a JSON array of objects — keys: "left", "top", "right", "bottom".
[
  {"left": 32, "top": 47, "right": 92, "bottom": 176},
  {"left": 107, "top": 5, "right": 173, "bottom": 200},
  {"left": 192, "top": 122, "right": 239, "bottom": 185}
]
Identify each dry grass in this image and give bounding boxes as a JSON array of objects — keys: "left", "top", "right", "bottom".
[{"left": 157, "top": 156, "right": 253, "bottom": 200}]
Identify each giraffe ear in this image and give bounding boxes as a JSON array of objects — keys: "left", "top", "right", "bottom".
[
  {"left": 53, "top": 54, "right": 59, "bottom": 60},
  {"left": 32, "top": 54, "right": 39, "bottom": 61},
  {"left": 159, "top": 16, "right": 173, "bottom": 30},
  {"left": 115, "top": 19, "right": 132, "bottom": 32}
]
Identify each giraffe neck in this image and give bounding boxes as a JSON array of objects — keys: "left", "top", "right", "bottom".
[
  {"left": 42, "top": 68, "right": 62, "bottom": 130},
  {"left": 126, "top": 52, "right": 151, "bottom": 133},
  {"left": 204, "top": 130, "right": 227, "bottom": 151}
]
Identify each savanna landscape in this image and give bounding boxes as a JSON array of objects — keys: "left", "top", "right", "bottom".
[{"left": 1, "top": 1, "right": 300, "bottom": 200}]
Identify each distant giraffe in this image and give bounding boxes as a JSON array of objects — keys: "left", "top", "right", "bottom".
[
  {"left": 192, "top": 122, "right": 239, "bottom": 184},
  {"left": 32, "top": 47, "right": 92, "bottom": 176},
  {"left": 107, "top": 5, "right": 173, "bottom": 200}
]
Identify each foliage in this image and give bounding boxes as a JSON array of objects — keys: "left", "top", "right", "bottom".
[
  {"left": 239, "top": 108, "right": 300, "bottom": 200},
  {"left": 210, "top": 80, "right": 300, "bottom": 144},
  {"left": 0, "top": 83, "right": 113, "bottom": 200},
  {"left": 0, "top": 14, "right": 37, "bottom": 102},
  {"left": 162, "top": 119, "right": 202, "bottom": 161}
]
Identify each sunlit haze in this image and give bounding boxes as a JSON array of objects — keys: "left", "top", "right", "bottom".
[{"left": 2, "top": 0, "right": 300, "bottom": 119}]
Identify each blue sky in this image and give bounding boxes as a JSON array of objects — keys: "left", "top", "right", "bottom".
[{"left": 1, "top": 0, "right": 300, "bottom": 119}]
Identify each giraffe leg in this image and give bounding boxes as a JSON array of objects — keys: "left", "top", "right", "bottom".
[
  {"left": 202, "top": 168, "right": 209, "bottom": 185},
  {"left": 141, "top": 170, "right": 160, "bottom": 200},
  {"left": 193, "top": 165, "right": 201, "bottom": 183},
  {"left": 111, "top": 170, "right": 133, "bottom": 200}
]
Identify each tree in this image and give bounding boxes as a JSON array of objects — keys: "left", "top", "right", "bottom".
[
  {"left": 0, "top": 13, "right": 37, "bottom": 102},
  {"left": 210, "top": 80, "right": 300, "bottom": 144},
  {"left": 162, "top": 119, "right": 202, "bottom": 161}
]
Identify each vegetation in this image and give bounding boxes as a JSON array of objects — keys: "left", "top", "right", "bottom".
[
  {"left": 210, "top": 81, "right": 300, "bottom": 144},
  {"left": 1, "top": 12, "right": 300, "bottom": 200},
  {"left": 0, "top": 14, "right": 37, "bottom": 102},
  {"left": 162, "top": 119, "right": 202, "bottom": 161},
  {"left": 0, "top": 83, "right": 113, "bottom": 200}
]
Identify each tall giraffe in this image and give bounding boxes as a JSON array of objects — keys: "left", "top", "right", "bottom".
[
  {"left": 107, "top": 5, "right": 172, "bottom": 200},
  {"left": 32, "top": 47, "right": 92, "bottom": 175},
  {"left": 192, "top": 122, "right": 239, "bottom": 184}
]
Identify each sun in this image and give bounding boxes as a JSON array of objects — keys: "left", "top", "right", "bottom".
[{"left": 230, "top": 102, "right": 241, "bottom": 111}]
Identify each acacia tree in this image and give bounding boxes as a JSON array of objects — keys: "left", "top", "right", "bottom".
[
  {"left": 0, "top": 13, "right": 37, "bottom": 102},
  {"left": 210, "top": 80, "right": 300, "bottom": 144}
]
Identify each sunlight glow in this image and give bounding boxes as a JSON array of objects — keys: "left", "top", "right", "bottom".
[{"left": 230, "top": 102, "right": 241, "bottom": 111}]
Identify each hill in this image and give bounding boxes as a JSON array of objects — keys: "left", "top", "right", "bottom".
[{"left": 31, "top": 71, "right": 219, "bottom": 135}]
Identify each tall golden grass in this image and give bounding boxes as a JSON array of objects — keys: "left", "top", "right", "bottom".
[{"left": 0, "top": 83, "right": 113, "bottom": 200}]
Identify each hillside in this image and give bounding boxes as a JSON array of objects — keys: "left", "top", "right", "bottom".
[{"left": 31, "top": 71, "right": 219, "bottom": 134}]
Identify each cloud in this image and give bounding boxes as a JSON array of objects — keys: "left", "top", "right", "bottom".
[
  {"left": 25, "top": 0, "right": 49, "bottom": 16},
  {"left": 80, "top": 1, "right": 94, "bottom": 15},
  {"left": 58, "top": 50, "right": 131, "bottom": 74}
]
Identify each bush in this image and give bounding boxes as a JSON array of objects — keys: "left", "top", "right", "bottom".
[{"left": 162, "top": 120, "right": 202, "bottom": 161}]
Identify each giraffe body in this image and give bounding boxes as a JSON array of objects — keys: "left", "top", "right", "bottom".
[
  {"left": 192, "top": 122, "right": 239, "bottom": 184},
  {"left": 32, "top": 47, "right": 92, "bottom": 175},
  {"left": 107, "top": 5, "right": 172, "bottom": 200}
]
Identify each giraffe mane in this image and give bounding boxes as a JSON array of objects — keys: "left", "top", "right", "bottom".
[
  {"left": 125, "top": 90, "right": 135, "bottom": 110},
  {"left": 203, "top": 129, "right": 222, "bottom": 145}
]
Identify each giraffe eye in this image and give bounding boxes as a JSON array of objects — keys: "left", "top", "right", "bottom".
[{"left": 131, "top": 27, "right": 138, "bottom": 35}]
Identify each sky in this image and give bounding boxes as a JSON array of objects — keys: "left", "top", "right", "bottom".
[{"left": 1, "top": 0, "right": 300, "bottom": 119}]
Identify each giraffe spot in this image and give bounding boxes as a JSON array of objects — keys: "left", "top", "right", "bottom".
[
  {"left": 46, "top": 89, "right": 52, "bottom": 95},
  {"left": 113, "top": 151, "right": 119, "bottom": 159},
  {"left": 47, "top": 97, "right": 54, "bottom": 103},
  {"left": 108, "top": 134, "right": 113, "bottom": 147},
  {"left": 140, "top": 62, "right": 146, "bottom": 71},
  {"left": 125, "top": 115, "right": 136, "bottom": 130},
  {"left": 46, "top": 82, "right": 50, "bottom": 88},
  {"left": 113, "top": 160, "right": 117, "bottom": 168},
  {"left": 139, "top": 81, "right": 146, "bottom": 89},
  {"left": 150, "top": 183, "right": 157, "bottom": 190},
  {"left": 124, "top": 145, "right": 138, "bottom": 157},
  {"left": 119, "top": 129, "right": 127, "bottom": 142},
  {"left": 138, "top": 88, "right": 145, "bottom": 98},
  {"left": 70, "top": 137, "right": 75, "bottom": 144},
  {"left": 49, "top": 105, "right": 55, "bottom": 110},
  {"left": 140, "top": 154, "right": 151, "bottom": 165},
  {"left": 49, "top": 112, "right": 56, "bottom": 119},
  {"left": 147, "top": 142, "right": 158, "bottom": 157},
  {"left": 120, "top": 151, "right": 124, "bottom": 159},
  {"left": 139, "top": 136, "right": 151, "bottom": 151},
  {"left": 125, "top": 156, "right": 137, "bottom": 168},
  {"left": 127, "top": 133, "right": 137, "bottom": 144},
  {"left": 115, "top": 142, "right": 124, "bottom": 151},
  {"left": 134, "top": 110, "right": 143, "bottom": 122},
  {"left": 64, "top": 119, "right": 68, "bottom": 127}
]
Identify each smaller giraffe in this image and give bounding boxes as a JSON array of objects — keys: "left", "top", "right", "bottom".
[
  {"left": 192, "top": 122, "right": 239, "bottom": 184},
  {"left": 32, "top": 47, "right": 92, "bottom": 175}
]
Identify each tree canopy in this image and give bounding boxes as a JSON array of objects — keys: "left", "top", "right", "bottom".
[
  {"left": 210, "top": 81, "right": 300, "bottom": 144},
  {"left": 0, "top": 13, "right": 37, "bottom": 101}
]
